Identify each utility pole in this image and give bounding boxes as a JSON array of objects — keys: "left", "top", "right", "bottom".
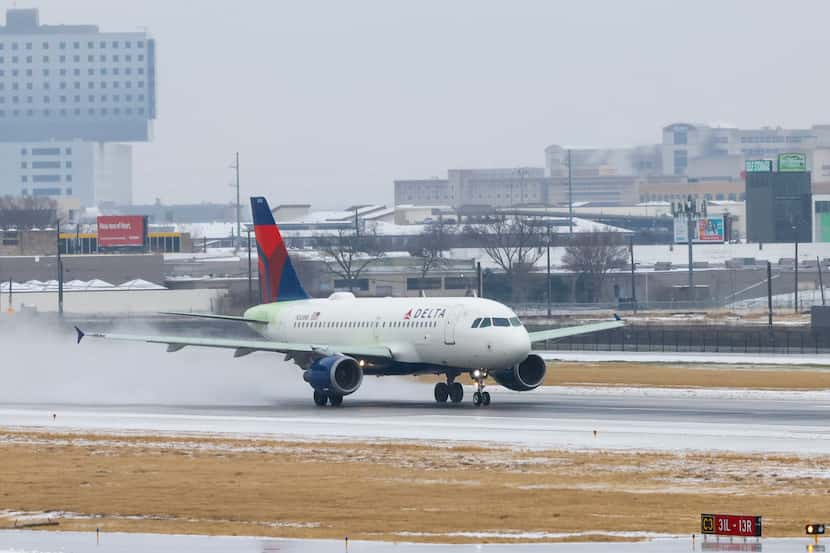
[
  {"left": 247, "top": 227, "right": 253, "bottom": 306},
  {"left": 567, "top": 149, "right": 573, "bottom": 237},
  {"left": 629, "top": 234, "right": 636, "bottom": 313},
  {"left": 546, "top": 221, "right": 552, "bottom": 318},
  {"left": 56, "top": 219, "right": 63, "bottom": 317},
  {"left": 818, "top": 256, "right": 826, "bottom": 307},
  {"left": 767, "top": 261, "right": 773, "bottom": 327},
  {"left": 231, "top": 152, "right": 241, "bottom": 247},
  {"left": 476, "top": 261, "right": 482, "bottom": 298},
  {"left": 794, "top": 220, "right": 799, "bottom": 313}
]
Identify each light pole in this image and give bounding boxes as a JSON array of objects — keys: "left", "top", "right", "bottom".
[
  {"left": 673, "top": 196, "right": 705, "bottom": 303},
  {"left": 629, "top": 234, "right": 636, "bottom": 313},
  {"left": 230, "top": 152, "right": 241, "bottom": 248},
  {"left": 56, "top": 219, "right": 63, "bottom": 316},
  {"left": 567, "top": 149, "right": 573, "bottom": 237},
  {"left": 247, "top": 227, "right": 253, "bottom": 306}
]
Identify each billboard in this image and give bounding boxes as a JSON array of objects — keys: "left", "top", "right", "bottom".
[
  {"left": 745, "top": 159, "right": 773, "bottom": 173},
  {"left": 97, "top": 215, "right": 147, "bottom": 249},
  {"left": 778, "top": 152, "right": 807, "bottom": 172},
  {"left": 674, "top": 215, "right": 726, "bottom": 243}
]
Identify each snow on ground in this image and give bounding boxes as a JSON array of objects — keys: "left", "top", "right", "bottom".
[{"left": 541, "top": 350, "right": 830, "bottom": 366}]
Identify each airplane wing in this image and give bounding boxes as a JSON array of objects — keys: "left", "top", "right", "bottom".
[
  {"left": 160, "top": 311, "right": 269, "bottom": 324},
  {"left": 74, "top": 327, "right": 393, "bottom": 361},
  {"left": 527, "top": 319, "right": 624, "bottom": 343}
]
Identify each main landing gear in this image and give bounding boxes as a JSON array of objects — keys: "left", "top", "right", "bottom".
[
  {"left": 434, "top": 377, "right": 464, "bottom": 404},
  {"left": 471, "top": 369, "right": 491, "bottom": 408},
  {"left": 313, "top": 390, "right": 344, "bottom": 407}
]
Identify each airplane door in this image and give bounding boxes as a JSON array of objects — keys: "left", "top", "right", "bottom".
[
  {"left": 373, "top": 316, "right": 383, "bottom": 342},
  {"left": 443, "top": 307, "right": 461, "bottom": 345}
]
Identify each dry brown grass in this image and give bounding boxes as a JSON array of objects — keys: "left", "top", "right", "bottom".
[
  {"left": 543, "top": 361, "right": 830, "bottom": 389},
  {"left": 0, "top": 430, "right": 828, "bottom": 542}
]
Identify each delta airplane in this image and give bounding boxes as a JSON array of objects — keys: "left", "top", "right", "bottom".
[{"left": 76, "top": 196, "right": 623, "bottom": 407}]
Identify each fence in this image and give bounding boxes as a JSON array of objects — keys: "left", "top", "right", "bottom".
[{"left": 533, "top": 325, "right": 830, "bottom": 355}]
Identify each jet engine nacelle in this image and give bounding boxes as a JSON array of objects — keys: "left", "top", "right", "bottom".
[
  {"left": 303, "top": 355, "right": 363, "bottom": 396},
  {"left": 492, "top": 353, "right": 546, "bottom": 391}
]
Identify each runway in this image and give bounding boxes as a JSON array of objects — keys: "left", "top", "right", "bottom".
[
  {"left": 0, "top": 530, "right": 818, "bottom": 553},
  {"left": 2, "top": 382, "right": 829, "bottom": 454}
]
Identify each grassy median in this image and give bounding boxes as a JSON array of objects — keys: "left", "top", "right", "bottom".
[{"left": 0, "top": 431, "right": 828, "bottom": 542}]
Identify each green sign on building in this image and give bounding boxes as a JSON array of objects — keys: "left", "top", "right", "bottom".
[
  {"left": 745, "top": 159, "right": 773, "bottom": 172},
  {"left": 778, "top": 152, "right": 807, "bottom": 172}
]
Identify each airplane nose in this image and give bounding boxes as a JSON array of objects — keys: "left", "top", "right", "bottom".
[{"left": 507, "top": 330, "right": 531, "bottom": 362}]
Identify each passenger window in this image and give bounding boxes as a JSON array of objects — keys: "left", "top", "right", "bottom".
[
  {"left": 479, "top": 318, "right": 491, "bottom": 328},
  {"left": 493, "top": 318, "right": 510, "bottom": 327},
  {"left": 471, "top": 318, "right": 482, "bottom": 328}
]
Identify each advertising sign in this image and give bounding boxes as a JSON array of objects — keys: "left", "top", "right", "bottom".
[
  {"left": 745, "top": 159, "right": 773, "bottom": 173},
  {"left": 674, "top": 215, "right": 726, "bottom": 243},
  {"left": 97, "top": 215, "right": 147, "bottom": 249},
  {"left": 697, "top": 216, "right": 725, "bottom": 242},
  {"left": 778, "top": 152, "right": 807, "bottom": 172},
  {"left": 701, "top": 514, "right": 762, "bottom": 537}
]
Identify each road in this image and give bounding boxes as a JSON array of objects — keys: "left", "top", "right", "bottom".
[{"left": 2, "top": 382, "right": 828, "bottom": 454}]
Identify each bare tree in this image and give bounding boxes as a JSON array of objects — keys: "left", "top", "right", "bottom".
[
  {"left": 0, "top": 195, "right": 57, "bottom": 229},
  {"left": 467, "top": 216, "right": 544, "bottom": 301},
  {"left": 562, "top": 231, "right": 628, "bottom": 302},
  {"left": 312, "top": 225, "right": 386, "bottom": 293},
  {"left": 407, "top": 219, "right": 455, "bottom": 292}
]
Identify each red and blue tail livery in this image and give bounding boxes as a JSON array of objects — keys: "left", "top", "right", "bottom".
[{"left": 251, "top": 196, "right": 309, "bottom": 303}]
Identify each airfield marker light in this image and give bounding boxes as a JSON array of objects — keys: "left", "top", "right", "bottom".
[{"left": 806, "top": 523, "right": 825, "bottom": 545}]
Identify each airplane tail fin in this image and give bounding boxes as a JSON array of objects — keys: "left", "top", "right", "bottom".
[{"left": 250, "top": 196, "right": 309, "bottom": 303}]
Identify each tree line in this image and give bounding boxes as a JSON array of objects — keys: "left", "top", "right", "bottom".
[{"left": 309, "top": 215, "right": 629, "bottom": 302}]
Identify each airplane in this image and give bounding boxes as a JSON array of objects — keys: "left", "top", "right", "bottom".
[{"left": 75, "top": 196, "right": 623, "bottom": 407}]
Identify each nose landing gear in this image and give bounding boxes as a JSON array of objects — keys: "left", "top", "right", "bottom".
[{"left": 471, "top": 369, "right": 491, "bottom": 407}]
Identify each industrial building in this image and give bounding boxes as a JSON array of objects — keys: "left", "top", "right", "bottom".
[
  {"left": 0, "top": 8, "right": 156, "bottom": 206},
  {"left": 745, "top": 165, "right": 812, "bottom": 244}
]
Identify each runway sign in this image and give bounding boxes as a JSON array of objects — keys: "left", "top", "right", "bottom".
[{"left": 701, "top": 513, "right": 762, "bottom": 537}]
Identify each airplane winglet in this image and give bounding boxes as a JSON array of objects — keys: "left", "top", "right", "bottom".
[
  {"left": 614, "top": 313, "right": 622, "bottom": 321},
  {"left": 74, "top": 326, "right": 85, "bottom": 344}
]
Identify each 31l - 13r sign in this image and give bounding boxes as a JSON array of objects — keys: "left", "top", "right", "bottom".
[{"left": 701, "top": 514, "right": 762, "bottom": 537}]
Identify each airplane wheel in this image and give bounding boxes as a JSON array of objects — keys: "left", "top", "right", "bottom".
[
  {"left": 313, "top": 390, "right": 328, "bottom": 406},
  {"left": 449, "top": 382, "right": 464, "bottom": 403},
  {"left": 329, "top": 394, "right": 343, "bottom": 407},
  {"left": 472, "top": 391, "right": 482, "bottom": 407},
  {"left": 434, "top": 382, "right": 449, "bottom": 403},
  {"left": 482, "top": 391, "right": 491, "bottom": 406}
]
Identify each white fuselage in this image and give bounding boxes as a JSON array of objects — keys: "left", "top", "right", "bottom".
[{"left": 244, "top": 293, "right": 531, "bottom": 371}]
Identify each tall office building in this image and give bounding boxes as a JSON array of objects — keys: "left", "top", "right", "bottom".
[{"left": 0, "top": 8, "right": 156, "bottom": 206}]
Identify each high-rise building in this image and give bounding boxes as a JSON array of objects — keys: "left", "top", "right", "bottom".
[{"left": 0, "top": 8, "right": 156, "bottom": 206}]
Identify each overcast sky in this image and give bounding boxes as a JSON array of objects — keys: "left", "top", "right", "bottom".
[{"left": 7, "top": 0, "right": 830, "bottom": 208}]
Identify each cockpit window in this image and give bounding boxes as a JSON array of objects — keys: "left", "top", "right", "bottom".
[
  {"left": 509, "top": 317, "right": 522, "bottom": 327},
  {"left": 493, "top": 317, "right": 510, "bottom": 327},
  {"left": 471, "top": 317, "right": 482, "bottom": 328},
  {"left": 479, "top": 317, "right": 491, "bottom": 328}
]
